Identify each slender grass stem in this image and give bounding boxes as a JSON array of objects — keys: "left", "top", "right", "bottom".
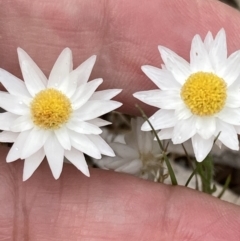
[{"left": 136, "top": 104, "right": 178, "bottom": 185}]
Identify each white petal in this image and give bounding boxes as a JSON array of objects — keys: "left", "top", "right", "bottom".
[
  {"left": 11, "top": 115, "right": 33, "bottom": 132},
  {"left": 44, "top": 133, "right": 64, "bottom": 179},
  {"left": 110, "top": 142, "right": 138, "bottom": 159},
  {"left": 225, "top": 90, "right": 240, "bottom": 108},
  {"left": 62, "top": 55, "right": 96, "bottom": 98},
  {"left": 196, "top": 117, "right": 216, "bottom": 139},
  {"left": 172, "top": 116, "right": 197, "bottom": 144},
  {"left": 0, "top": 112, "right": 18, "bottom": 131},
  {"left": 64, "top": 148, "right": 90, "bottom": 177},
  {"left": 209, "top": 29, "right": 227, "bottom": 72},
  {"left": 72, "top": 78, "right": 103, "bottom": 109},
  {"left": 158, "top": 46, "right": 191, "bottom": 85},
  {"left": 217, "top": 107, "right": 240, "bottom": 125},
  {"left": 137, "top": 125, "right": 153, "bottom": 154},
  {"left": 141, "top": 110, "right": 176, "bottom": 131},
  {"left": 87, "top": 118, "right": 111, "bottom": 127},
  {"left": 19, "top": 61, "right": 46, "bottom": 96},
  {"left": 73, "top": 100, "right": 122, "bottom": 121},
  {"left": 6, "top": 131, "right": 30, "bottom": 162},
  {"left": 88, "top": 134, "right": 115, "bottom": 157},
  {"left": 69, "top": 131, "right": 101, "bottom": 159},
  {"left": 21, "top": 128, "right": 49, "bottom": 159},
  {"left": 76, "top": 55, "right": 96, "bottom": 85},
  {"left": 90, "top": 89, "right": 122, "bottom": 100},
  {"left": 175, "top": 104, "right": 192, "bottom": 120},
  {"left": 0, "top": 69, "right": 31, "bottom": 98},
  {"left": 17, "top": 48, "right": 47, "bottom": 86},
  {"left": 0, "top": 131, "right": 19, "bottom": 142},
  {"left": 0, "top": 91, "right": 29, "bottom": 115},
  {"left": 141, "top": 65, "right": 181, "bottom": 90},
  {"left": 63, "top": 68, "right": 81, "bottom": 97},
  {"left": 133, "top": 90, "right": 181, "bottom": 109},
  {"left": 48, "top": 48, "right": 73, "bottom": 89},
  {"left": 215, "top": 119, "right": 239, "bottom": 150},
  {"left": 115, "top": 159, "right": 142, "bottom": 174},
  {"left": 68, "top": 82, "right": 86, "bottom": 102},
  {"left": 67, "top": 120, "right": 102, "bottom": 134},
  {"left": 204, "top": 31, "right": 214, "bottom": 51},
  {"left": 54, "top": 126, "right": 71, "bottom": 150},
  {"left": 156, "top": 128, "right": 173, "bottom": 140},
  {"left": 23, "top": 148, "right": 45, "bottom": 181},
  {"left": 228, "top": 75, "right": 240, "bottom": 91},
  {"left": 192, "top": 134, "right": 214, "bottom": 162},
  {"left": 103, "top": 158, "right": 131, "bottom": 170},
  {"left": 190, "top": 35, "right": 212, "bottom": 72},
  {"left": 218, "top": 50, "right": 240, "bottom": 86},
  {"left": 235, "top": 125, "right": 240, "bottom": 134},
  {"left": 215, "top": 139, "right": 222, "bottom": 149}
]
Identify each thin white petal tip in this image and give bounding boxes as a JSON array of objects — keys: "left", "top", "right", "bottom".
[
  {"left": 64, "top": 47, "right": 71, "bottom": 52},
  {"left": 219, "top": 28, "right": 226, "bottom": 34},
  {"left": 89, "top": 55, "right": 97, "bottom": 62},
  {"left": 6, "top": 158, "right": 12, "bottom": 163},
  {"left": 85, "top": 170, "right": 90, "bottom": 177},
  {"left": 115, "top": 89, "right": 122, "bottom": 94},
  {"left": 23, "top": 174, "right": 31, "bottom": 182},
  {"left": 96, "top": 78, "right": 103, "bottom": 84},
  {"left": 107, "top": 150, "right": 116, "bottom": 157},
  {"left": 53, "top": 172, "right": 62, "bottom": 180},
  {"left": 195, "top": 152, "right": 209, "bottom": 162},
  {"left": 60, "top": 48, "right": 72, "bottom": 59},
  {"left": 6, "top": 155, "right": 17, "bottom": 163},
  {"left": 94, "top": 154, "right": 102, "bottom": 160},
  {"left": 17, "top": 48, "right": 28, "bottom": 59},
  {"left": 158, "top": 45, "right": 166, "bottom": 53},
  {"left": 115, "top": 102, "right": 123, "bottom": 108},
  {"left": 140, "top": 123, "right": 149, "bottom": 131},
  {"left": 141, "top": 65, "right": 150, "bottom": 71},
  {"left": 132, "top": 92, "right": 141, "bottom": 99}
]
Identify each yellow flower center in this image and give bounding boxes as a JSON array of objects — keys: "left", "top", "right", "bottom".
[
  {"left": 30, "top": 88, "right": 72, "bottom": 129},
  {"left": 180, "top": 72, "right": 227, "bottom": 116}
]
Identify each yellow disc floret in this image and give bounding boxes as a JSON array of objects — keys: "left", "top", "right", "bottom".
[
  {"left": 30, "top": 88, "right": 72, "bottom": 129},
  {"left": 180, "top": 72, "right": 227, "bottom": 116}
]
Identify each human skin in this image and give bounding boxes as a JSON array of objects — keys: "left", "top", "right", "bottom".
[{"left": 0, "top": 0, "right": 240, "bottom": 240}]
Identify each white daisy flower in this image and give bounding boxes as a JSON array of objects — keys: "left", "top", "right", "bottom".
[
  {"left": 0, "top": 48, "right": 122, "bottom": 180},
  {"left": 94, "top": 117, "right": 164, "bottom": 181},
  {"left": 133, "top": 29, "right": 240, "bottom": 162}
]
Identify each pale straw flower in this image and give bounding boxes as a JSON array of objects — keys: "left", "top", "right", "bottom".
[
  {"left": 94, "top": 117, "right": 164, "bottom": 181},
  {"left": 134, "top": 29, "right": 240, "bottom": 161},
  {"left": 0, "top": 48, "right": 122, "bottom": 180}
]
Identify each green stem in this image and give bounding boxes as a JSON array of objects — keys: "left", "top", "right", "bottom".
[
  {"left": 136, "top": 104, "right": 178, "bottom": 185},
  {"left": 185, "top": 168, "right": 197, "bottom": 187},
  {"left": 218, "top": 175, "right": 231, "bottom": 199},
  {"left": 181, "top": 144, "right": 199, "bottom": 190},
  {"left": 196, "top": 156, "right": 216, "bottom": 194}
]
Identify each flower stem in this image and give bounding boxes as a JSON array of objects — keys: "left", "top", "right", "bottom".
[
  {"left": 218, "top": 174, "right": 231, "bottom": 199},
  {"left": 196, "top": 155, "right": 216, "bottom": 194},
  {"left": 181, "top": 144, "right": 199, "bottom": 190},
  {"left": 136, "top": 104, "right": 178, "bottom": 185},
  {"left": 185, "top": 167, "right": 197, "bottom": 187}
]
